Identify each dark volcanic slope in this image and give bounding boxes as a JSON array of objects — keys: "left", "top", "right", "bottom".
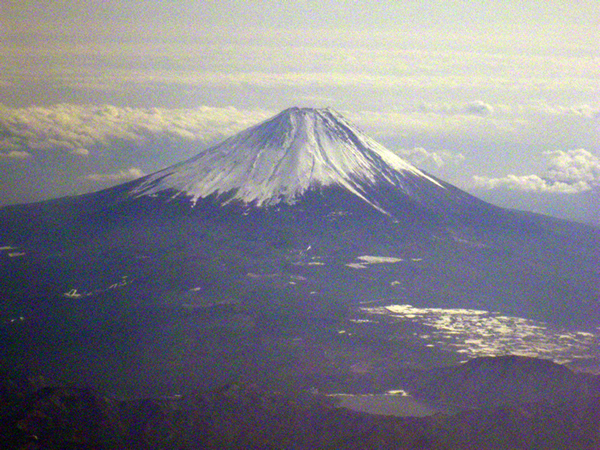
[{"left": 405, "top": 356, "right": 600, "bottom": 412}]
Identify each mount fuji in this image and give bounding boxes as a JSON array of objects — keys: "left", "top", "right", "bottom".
[
  {"left": 129, "top": 107, "right": 467, "bottom": 213},
  {"left": 121, "top": 106, "right": 495, "bottom": 223},
  {"left": 0, "top": 107, "right": 599, "bottom": 396}
]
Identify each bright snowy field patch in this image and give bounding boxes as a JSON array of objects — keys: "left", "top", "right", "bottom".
[{"left": 362, "top": 304, "right": 599, "bottom": 365}]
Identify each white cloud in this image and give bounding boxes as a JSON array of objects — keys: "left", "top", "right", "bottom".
[
  {"left": 464, "top": 101, "right": 494, "bottom": 117},
  {"left": 70, "top": 148, "right": 89, "bottom": 156},
  {"left": 397, "top": 147, "right": 465, "bottom": 168},
  {"left": 0, "top": 150, "right": 31, "bottom": 161},
  {"left": 85, "top": 167, "right": 145, "bottom": 182},
  {"left": 544, "top": 149, "right": 600, "bottom": 185},
  {"left": 0, "top": 104, "right": 270, "bottom": 157},
  {"left": 473, "top": 149, "right": 600, "bottom": 194},
  {"left": 350, "top": 109, "right": 502, "bottom": 137},
  {"left": 472, "top": 174, "right": 588, "bottom": 194}
]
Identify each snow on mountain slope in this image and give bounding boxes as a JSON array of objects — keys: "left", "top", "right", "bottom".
[{"left": 130, "top": 107, "right": 447, "bottom": 213}]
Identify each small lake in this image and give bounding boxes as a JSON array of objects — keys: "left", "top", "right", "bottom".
[{"left": 330, "top": 391, "right": 437, "bottom": 417}]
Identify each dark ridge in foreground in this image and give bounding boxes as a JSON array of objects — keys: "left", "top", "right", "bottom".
[
  {"left": 2, "top": 375, "right": 600, "bottom": 450},
  {"left": 405, "top": 355, "right": 600, "bottom": 412}
]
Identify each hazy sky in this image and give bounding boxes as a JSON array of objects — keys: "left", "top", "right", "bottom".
[{"left": 1, "top": 1, "right": 598, "bottom": 223}]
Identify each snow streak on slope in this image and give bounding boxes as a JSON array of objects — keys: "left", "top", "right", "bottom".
[{"left": 131, "top": 107, "right": 445, "bottom": 211}]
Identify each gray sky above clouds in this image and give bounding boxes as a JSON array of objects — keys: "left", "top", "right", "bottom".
[{"left": 1, "top": 1, "right": 598, "bottom": 223}]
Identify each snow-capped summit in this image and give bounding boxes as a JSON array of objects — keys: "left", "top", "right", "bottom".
[{"left": 130, "top": 107, "right": 451, "bottom": 213}]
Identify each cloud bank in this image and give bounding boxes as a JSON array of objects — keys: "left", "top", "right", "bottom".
[
  {"left": 0, "top": 104, "right": 270, "bottom": 159},
  {"left": 0, "top": 150, "right": 31, "bottom": 161},
  {"left": 397, "top": 147, "right": 465, "bottom": 169},
  {"left": 473, "top": 149, "right": 600, "bottom": 194},
  {"left": 84, "top": 167, "right": 145, "bottom": 182}
]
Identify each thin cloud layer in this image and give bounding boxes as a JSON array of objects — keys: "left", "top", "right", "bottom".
[
  {"left": 0, "top": 150, "right": 31, "bottom": 161},
  {"left": 464, "top": 101, "right": 494, "bottom": 117},
  {"left": 473, "top": 149, "right": 600, "bottom": 194},
  {"left": 397, "top": 147, "right": 465, "bottom": 169},
  {"left": 0, "top": 104, "right": 270, "bottom": 158},
  {"left": 84, "top": 167, "right": 145, "bottom": 182},
  {"left": 59, "top": 70, "right": 600, "bottom": 101}
]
